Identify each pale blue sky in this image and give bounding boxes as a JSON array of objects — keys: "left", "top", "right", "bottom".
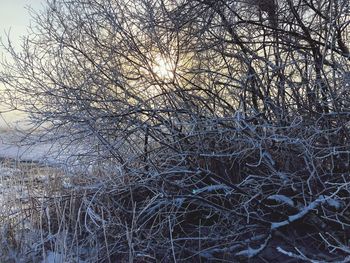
[
  {"left": 0, "top": 1, "right": 44, "bottom": 128},
  {"left": 0, "top": 0, "right": 44, "bottom": 49}
]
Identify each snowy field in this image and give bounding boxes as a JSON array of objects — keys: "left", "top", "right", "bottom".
[
  {"left": 0, "top": 132, "right": 53, "bottom": 162},
  {"left": 0, "top": 131, "right": 82, "bottom": 167},
  {"left": 0, "top": 133, "right": 89, "bottom": 262}
]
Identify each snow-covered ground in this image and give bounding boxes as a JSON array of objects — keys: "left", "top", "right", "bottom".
[
  {"left": 0, "top": 130, "right": 107, "bottom": 170},
  {"left": 0, "top": 163, "right": 90, "bottom": 263},
  {"left": 0, "top": 132, "right": 53, "bottom": 162},
  {"left": 0, "top": 132, "right": 59, "bottom": 165},
  {"left": 0, "top": 131, "right": 77, "bottom": 167}
]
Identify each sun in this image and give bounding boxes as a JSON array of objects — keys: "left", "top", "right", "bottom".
[{"left": 153, "top": 55, "right": 175, "bottom": 80}]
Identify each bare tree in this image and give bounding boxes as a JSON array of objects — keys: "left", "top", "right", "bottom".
[{"left": 0, "top": 0, "right": 350, "bottom": 261}]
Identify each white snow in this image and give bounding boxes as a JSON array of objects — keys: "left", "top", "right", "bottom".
[
  {"left": 41, "top": 251, "right": 63, "bottom": 263},
  {"left": 271, "top": 195, "right": 329, "bottom": 229},
  {"left": 267, "top": 194, "right": 294, "bottom": 207},
  {"left": 192, "top": 184, "right": 231, "bottom": 194},
  {"left": 0, "top": 132, "right": 54, "bottom": 162},
  {"left": 236, "top": 234, "right": 271, "bottom": 258},
  {"left": 325, "top": 197, "right": 343, "bottom": 209},
  {"left": 236, "top": 246, "right": 263, "bottom": 258}
]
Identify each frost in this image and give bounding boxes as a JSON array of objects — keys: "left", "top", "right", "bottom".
[
  {"left": 326, "top": 198, "right": 343, "bottom": 209},
  {"left": 267, "top": 194, "right": 294, "bottom": 207},
  {"left": 173, "top": 197, "right": 185, "bottom": 207},
  {"left": 40, "top": 251, "right": 87, "bottom": 263},
  {"left": 236, "top": 235, "right": 271, "bottom": 258},
  {"left": 271, "top": 195, "right": 329, "bottom": 229},
  {"left": 0, "top": 166, "right": 21, "bottom": 177},
  {"left": 236, "top": 246, "right": 262, "bottom": 258},
  {"left": 41, "top": 251, "right": 63, "bottom": 263},
  {"left": 262, "top": 150, "right": 275, "bottom": 166},
  {"left": 192, "top": 184, "right": 231, "bottom": 194},
  {"left": 276, "top": 247, "right": 296, "bottom": 258}
]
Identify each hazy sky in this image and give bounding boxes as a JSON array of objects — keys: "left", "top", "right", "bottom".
[
  {"left": 0, "top": 0, "right": 44, "bottom": 49},
  {"left": 0, "top": 1, "right": 44, "bottom": 129}
]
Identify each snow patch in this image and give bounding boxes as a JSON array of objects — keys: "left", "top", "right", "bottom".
[
  {"left": 271, "top": 195, "right": 330, "bottom": 229},
  {"left": 325, "top": 197, "right": 343, "bottom": 209},
  {"left": 41, "top": 251, "right": 63, "bottom": 263},
  {"left": 192, "top": 184, "right": 231, "bottom": 194},
  {"left": 267, "top": 194, "right": 294, "bottom": 207}
]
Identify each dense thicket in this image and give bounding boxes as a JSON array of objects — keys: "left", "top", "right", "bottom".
[{"left": 1, "top": 0, "right": 350, "bottom": 261}]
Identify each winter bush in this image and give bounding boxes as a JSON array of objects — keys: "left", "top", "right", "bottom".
[{"left": 0, "top": 0, "right": 350, "bottom": 261}]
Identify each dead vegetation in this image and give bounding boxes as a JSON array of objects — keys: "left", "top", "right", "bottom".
[
  {"left": 0, "top": 0, "right": 349, "bottom": 261},
  {"left": 0, "top": 113, "right": 350, "bottom": 262}
]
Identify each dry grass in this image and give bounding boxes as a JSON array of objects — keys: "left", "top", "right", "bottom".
[
  {"left": 0, "top": 116, "right": 350, "bottom": 262},
  {"left": 0, "top": 160, "right": 77, "bottom": 262}
]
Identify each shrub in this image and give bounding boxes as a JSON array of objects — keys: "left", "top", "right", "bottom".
[{"left": 1, "top": 0, "right": 350, "bottom": 261}]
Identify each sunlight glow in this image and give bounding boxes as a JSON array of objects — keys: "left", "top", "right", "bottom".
[{"left": 153, "top": 55, "right": 175, "bottom": 80}]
